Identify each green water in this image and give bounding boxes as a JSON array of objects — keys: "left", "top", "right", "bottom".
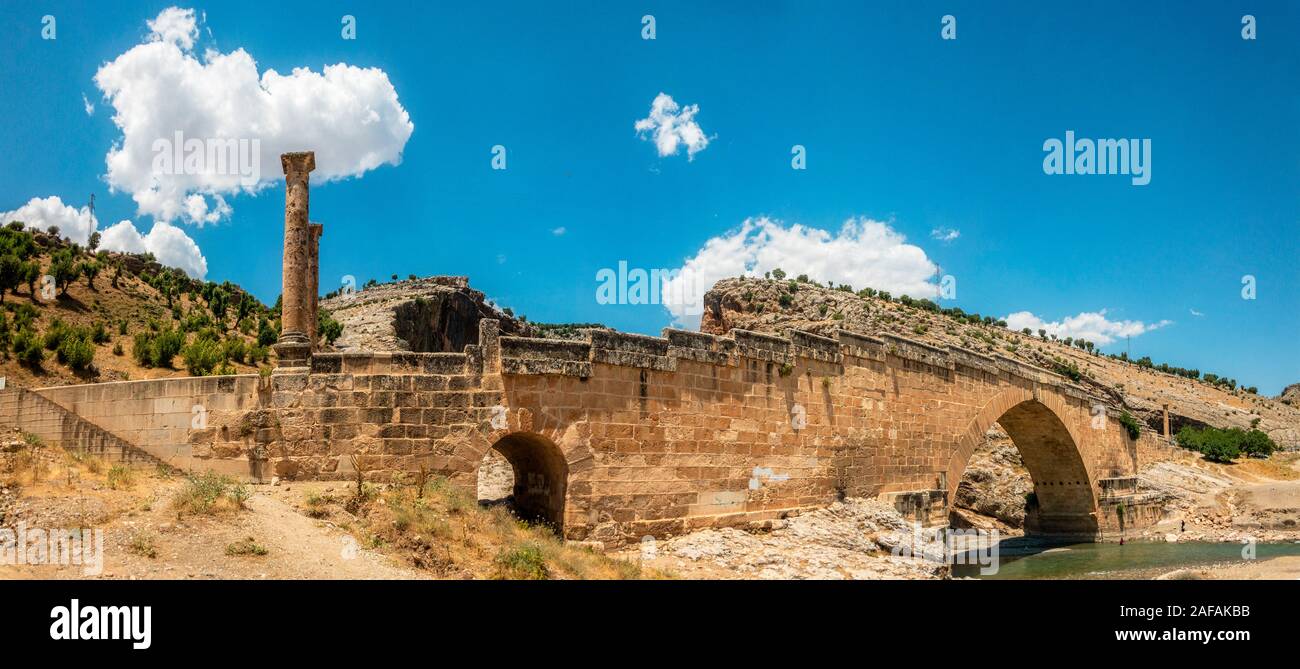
[{"left": 951, "top": 538, "right": 1300, "bottom": 579}]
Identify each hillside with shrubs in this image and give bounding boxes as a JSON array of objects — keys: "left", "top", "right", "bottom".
[
  {"left": 0, "top": 220, "right": 307, "bottom": 387},
  {"left": 700, "top": 272, "right": 1300, "bottom": 451}
]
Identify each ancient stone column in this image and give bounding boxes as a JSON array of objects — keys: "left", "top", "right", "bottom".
[
  {"left": 273, "top": 151, "right": 315, "bottom": 369},
  {"left": 307, "top": 222, "right": 323, "bottom": 348},
  {"left": 1162, "top": 404, "right": 1171, "bottom": 443}
]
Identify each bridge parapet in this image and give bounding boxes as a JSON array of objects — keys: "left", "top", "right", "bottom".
[
  {"left": 499, "top": 336, "right": 592, "bottom": 376},
  {"left": 480, "top": 321, "right": 1107, "bottom": 408},
  {"left": 663, "top": 328, "right": 735, "bottom": 364},
  {"left": 835, "top": 330, "right": 887, "bottom": 362},
  {"left": 787, "top": 329, "right": 842, "bottom": 364}
]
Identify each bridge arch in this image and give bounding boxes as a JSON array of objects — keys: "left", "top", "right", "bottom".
[
  {"left": 482, "top": 431, "right": 569, "bottom": 531},
  {"left": 945, "top": 386, "right": 1100, "bottom": 536}
]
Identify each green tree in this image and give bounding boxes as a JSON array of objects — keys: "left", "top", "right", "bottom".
[
  {"left": 317, "top": 308, "right": 343, "bottom": 345},
  {"left": 81, "top": 260, "right": 101, "bottom": 290},
  {"left": 0, "top": 254, "right": 23, "bottom": 302},
  {"left": 23, "top": 261, "right": 40, "bottom": 296}
]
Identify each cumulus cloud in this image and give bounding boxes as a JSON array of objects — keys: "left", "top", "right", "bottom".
[
  {"left": 94, "top": 6, "right": 414, "bottom": 225},
  {"left": 147, "top": 6, "right": 199, "bottom": 50},
  {"left": 635, "top": 93, "right": 711, "bottom": 160},
  {"left": 99, "top": 219, "right": 208, "bottom": 279},
  {"left": 662, "top": 216, "right": 939, "bottom": 327},
  {"left": 0, "top": 195, "right": 208, "bottom": 279},
  {"left": 0, "top": 196, "right": 97, "bottom": 244},
  {"left": 81, "top": 93, "right": 95, "bottom": 116},
  {"left": 930, "top": 227, "right": 960, "bottom": 242},
  {"left": 1003, "top": 310, "right": 1171, "bottom": 346},
  {"left": 551, "top": 226, "right": 566, "bottom": 236},
  {"left": 1189, "top": 308, "right": 1204, "bottom": 317}
]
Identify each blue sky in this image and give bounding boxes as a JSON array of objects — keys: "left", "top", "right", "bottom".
[{"left": 1, "top": 1, "right": 1297, "bottom": 393}]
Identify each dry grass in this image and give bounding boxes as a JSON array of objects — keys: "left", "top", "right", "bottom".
[
  {"left": 315, "top": 476, "right": 657, "bottom": 580},
  {"left": 171, "top": 471, "right": 249, "bottom": 517},
  {"left": 106, "top": 464, "right": 135, "bottom": 490},
  {"left": 224, "top": 536, "right": 268, "bottom": 556},
  {"left": 128, "top": 529, "right": 158, "bottom": 559}
]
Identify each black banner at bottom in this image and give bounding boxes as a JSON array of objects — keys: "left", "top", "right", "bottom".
[{"left": 0, "top": 579, "right": 1293, "bottom": 656}]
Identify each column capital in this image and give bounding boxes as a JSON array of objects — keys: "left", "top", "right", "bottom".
[{"left": 281, "top": 151, "right": 316, "bottom": 177}]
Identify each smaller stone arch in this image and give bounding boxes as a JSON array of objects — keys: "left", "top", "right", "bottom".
[{"left": 481, "top": 431, "right": 569, "bottom": 530}]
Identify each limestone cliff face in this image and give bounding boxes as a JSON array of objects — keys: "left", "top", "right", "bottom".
[
  {"left": 1280, "top": 384, "right": 1300, "bottom": 408},
  {"left": 321, "top": 277, "right": 533, "bottom": 353},
  {"left": 700, "top": 277, "right": 1300, "bottom": 448}
]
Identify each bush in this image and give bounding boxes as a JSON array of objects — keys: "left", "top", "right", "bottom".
[
  {"left": 317, "top": 309, "right": 343, "bottom": 345},
  {"left": 248, "top": 344, "right": 270, "bottom": 364},
  {"left": 225, "top": 537, "right": 268, "bottom": 556},
  {"left": 154, "top": 329, "right": 185, "bottom": 366},
  {"left": 220, "top": 337, "right": 246, "bottom": 364},
  {"left": 14, "top": 328, "right": 44, "bottom": 367},
  {"left": 256, "top": 319, "right": 278, "bottom": 347},
  {"left": 107, "top": 464, "right": 135, "bottom": 490},
  {"left": 134, "top": 328, "right": 187, "bottom": 368},
  {"left": 1118, "top": 411, "right": 1141, "bottom": 440},
  {"left": 172, "top": 471, "right": 244, "bottom": 516},
  {"left": 131, "top": 332, "right": 153, "bottom": 366},
  {"left": 1052, "top": 359, "right": 1082, "bottom": 382},
  {"left": 127, "top": 530, "right": 157, "bottom": 559},
  {"left": 493, "top": 543, "right": 549, "bottom": 580},
  {"left": 58, "top": 335, "right": 95, "bottom": 370},
  {"left": 182, "top": 338, "right": 223, "bottom": 376}
]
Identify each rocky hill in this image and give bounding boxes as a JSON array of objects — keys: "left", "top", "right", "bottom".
[
  {"left": 320, "top": 276, "right": 534, "bottom": 353},
  {"left": 1282, "top": 383, "right": 1300, "bottom": 408},
  {"left": 700, "top": 276, "right": 1300, "bottom": 449}
]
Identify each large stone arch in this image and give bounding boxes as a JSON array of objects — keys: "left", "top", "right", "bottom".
[{"left": 944, "top": 385, "right": 1100, "bottom": 536}]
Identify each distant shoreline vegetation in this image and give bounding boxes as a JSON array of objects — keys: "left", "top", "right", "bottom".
[{"left": 1175, "top": 425, "right": 1277, "bottom": 463}]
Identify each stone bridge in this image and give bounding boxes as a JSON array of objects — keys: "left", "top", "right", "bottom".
[
  {"left": 4, "top": 319, "right": 1150, "bottom": 544},
  {"left": 0, "top": 151, "right": 1156, "bottom": 545}
]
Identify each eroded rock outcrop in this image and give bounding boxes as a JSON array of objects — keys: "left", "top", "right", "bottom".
[{"left": 321, "top": 277, "right": 533, "bottom": 353}]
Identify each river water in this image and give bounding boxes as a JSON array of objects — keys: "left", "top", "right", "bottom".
[{"left": 950, "top": 538, "right": 1300, "bottom": 579}]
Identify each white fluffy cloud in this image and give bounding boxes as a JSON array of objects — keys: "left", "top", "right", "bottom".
[
  {"left": 0, "top": 195, "right": 208, "bottom": 279},
  {"left": 0, "top": 196, "right": 97, "bottom": 245},
  {"left": 99, "top": 219, "right": 208, "bottom": 280},
  {"left": 1004, "top": 310, "right": 1171, "bottom": 346},
  {"left": 662, "top": 216, "right": 939, "bottom": 326},
  {"left": 635, "top": 93, "right": 710, "bottom": 160},
  {"left": 94, "top": 6, "right": 414, "bottom": 225}
]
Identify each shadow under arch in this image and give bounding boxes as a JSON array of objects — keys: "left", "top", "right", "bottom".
[
  {"left": 486, "top": 431, "right": 569, "bottom": 531},
  {"left": 949, "top": 394, "right": 1099, "bottom": 538}
]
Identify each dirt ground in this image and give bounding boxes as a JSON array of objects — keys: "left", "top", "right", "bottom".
[{"left": 0, "top": 464, "right": 425, "bottom": 580}]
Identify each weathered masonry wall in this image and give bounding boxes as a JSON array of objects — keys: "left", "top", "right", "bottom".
[
  {"left": 5, "top": 320, "right": 1149, "bottom": 545},
  {"left": 23, "top": 376, "right": 263, "bottom": 477},
  {"left": 0, "top": 388, "right": 166, "bottom": 467}
]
